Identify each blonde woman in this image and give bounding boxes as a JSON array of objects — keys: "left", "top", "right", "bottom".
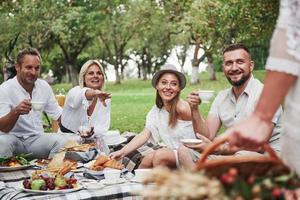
[
  {"left": 110, "top": 64, "right": 196, "bottom": 169},
  {"left": 60, "top": 60, "right": 111, "bottom": 136}
]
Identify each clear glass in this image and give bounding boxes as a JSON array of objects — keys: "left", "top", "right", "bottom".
[{"left": 95, "top": 134, "right": 110, "bottom": 155}]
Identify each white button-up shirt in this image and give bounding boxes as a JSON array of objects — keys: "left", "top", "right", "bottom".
[
  {"left": 209, "top": 76, "right": 283, "bottom": 151},
  {"left": 0, "top": 77, "right": 62, "bottom": 137},
  {"left": 61, "top": 86, "right": 111, "bottom": 134}
]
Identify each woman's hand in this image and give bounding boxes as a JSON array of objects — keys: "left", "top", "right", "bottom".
[
  {"left": 94, "top": 90, "right": 111, "bottom": 106},
  {"left": 184, "top": 133, "right": 212, "bottom": 153},
  {"left": 225, "top": 114, "right": 273, "bottom": 150},
  {"left": 109, "top": 149, "right": 125, "bottom": 160}
]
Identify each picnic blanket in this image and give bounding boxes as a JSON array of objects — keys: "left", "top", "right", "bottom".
[{"left": 110, "top": 132, "right": 162, "bottom": 172}]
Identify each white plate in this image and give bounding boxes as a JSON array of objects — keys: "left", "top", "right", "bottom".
[
  {"left": 106, "top": 137, "right": 127, "bottom": 146},
  {"left": 22, "top": 186, "right": 82, "bottom": 194},
  {"left": 100, "top": 178, "right": 126, "bottom": 185},
  {"left": 181, "top": 139, "right": 203, "bottom": 145},
  {"left": 80, "top": 182, "right": 105, "bottom": 190},
  {"left": 130, "top": 177, "right": 142, "bottom": 183},
  {"left": 0, "top": 165, "right": 32, "bottom": 172}
]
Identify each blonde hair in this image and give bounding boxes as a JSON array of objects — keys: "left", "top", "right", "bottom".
[{"left": 78, "top": 60, "right": 106, "bottom": 89}]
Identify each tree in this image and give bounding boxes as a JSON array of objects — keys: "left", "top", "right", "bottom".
[{"left": 181, "top": 0, "right": 279, "bottom": 84}]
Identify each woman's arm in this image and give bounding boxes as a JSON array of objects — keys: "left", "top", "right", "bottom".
[{"left": 110, "top": 128, "right": 152, "bottom": 159}]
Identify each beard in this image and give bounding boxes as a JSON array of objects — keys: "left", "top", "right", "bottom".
[{"left": 226, "top": 72, "right": 251, "bottom": 87}]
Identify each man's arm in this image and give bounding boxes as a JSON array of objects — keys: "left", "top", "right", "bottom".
[
  {"left": 0, "top": 99, "right": 32, "bottom": 133},
  {"left": 188, "top": 92, "right": 221, "bottom": 140}
]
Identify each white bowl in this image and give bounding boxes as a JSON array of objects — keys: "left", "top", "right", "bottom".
[
  {"left": 134, "top": 168, "right": 152, "bottom": 182},
  {"left": 103, "top": 169, "right": 121, "bottom": 183},
  {"left": 198, "top": 90, "right": 215, "bottom": 103},
  {"left": 31, "top": 101, "right": 45, "bottom": 111}
]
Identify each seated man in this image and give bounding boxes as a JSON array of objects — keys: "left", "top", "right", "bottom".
[
  {"left": 0, "top": 47, "right": 67, "bottom": 159},
  {"left": 178, "top": 43, "right": 283, "bottom": 169}
]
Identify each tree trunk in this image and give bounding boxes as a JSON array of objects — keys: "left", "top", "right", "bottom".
[
  {"left": 66, "top": 63, "right": 78, "bottom": 86},
  {"left": 207, "top": 53, "right": 216, "bottom": 81},
  {"left": 114, "top": 65, "right": 121, "bottom": 84},
  {"left": 190, "top": 40, "right": 201, "bottom": 85},
  {"left": 137, "top": 64, "right": 141, "bottom": 79}
]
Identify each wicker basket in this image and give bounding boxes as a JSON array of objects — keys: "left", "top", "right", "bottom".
[{"left": 196, "top": 135, "right": 290, "bottom": 177}]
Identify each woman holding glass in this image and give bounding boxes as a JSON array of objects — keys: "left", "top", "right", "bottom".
[{"left": 60, "top": 60, "right": 111, "bottom": 137}]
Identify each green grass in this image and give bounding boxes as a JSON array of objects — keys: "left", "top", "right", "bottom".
[{"left": 51, "top": 70, "right": 266, "bottom": 133}]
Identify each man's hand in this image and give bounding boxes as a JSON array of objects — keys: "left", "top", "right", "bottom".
[
  {"left": 94, "top": 90, "right": 111, "bottom": 107},
  {"left": 13, "top": 99, "right": 32, "bottom": 115},
  {"left": 187, "top": 92, "right": 201, "bottom": 110}
]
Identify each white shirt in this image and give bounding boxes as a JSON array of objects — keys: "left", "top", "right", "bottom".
[
  {"left": 145, "top": 105, "right": 196, "bottom": 150},
  {"left": 0, "top": 77, "right": 62, "bottom": 137},
  {"left": 61, "top": 86, "right": 111, "bottom": 134},
  {"left": 266, "top": 0, "right": 300, "bottom": 140},
  {"left": 209, "top": 76, "right": 283, "bottom": 150}
]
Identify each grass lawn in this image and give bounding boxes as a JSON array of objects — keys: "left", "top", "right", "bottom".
[{"left": 52, "top": 70, "right": 266, "bottom": 133}]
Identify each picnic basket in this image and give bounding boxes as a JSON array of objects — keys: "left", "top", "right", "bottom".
[{"left": 196, "top": 135, "right": 290, "bottom": 177}]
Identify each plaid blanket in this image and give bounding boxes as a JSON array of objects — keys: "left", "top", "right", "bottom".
[{"left": 110, "top": 132, "right": 162, "bottom": 172}]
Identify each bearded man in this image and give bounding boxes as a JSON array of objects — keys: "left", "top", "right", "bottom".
[{"left": 178, "top": 43, "right": 283, "bottom": 169}]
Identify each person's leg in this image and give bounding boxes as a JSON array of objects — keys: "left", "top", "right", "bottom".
[
  {"left": 0, "top": 134, "right": 21, "bottom": 157},
  {"left": 25, "top": 134, "right": 68, "bottom": 159},
  {"left": 138, "top": 151, "right": 155, "bottom": 168},
  {"left": 152, "top": 148, "right": 177, "bottom": 169},
  {"left": 178, "top": 145, "right": 199, "bottom": 170}
]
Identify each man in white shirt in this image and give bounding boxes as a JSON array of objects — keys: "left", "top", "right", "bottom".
[
  {"left": 0, "top": 47, "right": 66, "bottom": 159},
  {"left": 178, "top": 43, "right": 283, "bottom": 169}
]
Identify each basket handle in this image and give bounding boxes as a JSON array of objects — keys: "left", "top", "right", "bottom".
[{"left": 196, "top": 134, "right": 281, "bottom": 166}]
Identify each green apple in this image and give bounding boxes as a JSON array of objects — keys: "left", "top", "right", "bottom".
[
  {"left": 31, "top": 179, "right": 46, "bottom": 190},
  {"left": 54, "top": 175, "right": 67, "bottom": 187}
]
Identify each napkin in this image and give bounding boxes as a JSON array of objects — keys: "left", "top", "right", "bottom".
[{"left": 65, "top": 148, "right": 98, "bottom": 163}]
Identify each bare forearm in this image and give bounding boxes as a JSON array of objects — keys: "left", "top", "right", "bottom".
[
  {"left": 122, "top": 130, "right": 151, "bottom": 156},
  {"left": 0, "top": 108, "right": 19, "bottom": 133},
  {"left": 85, "top": 89, "right": 97, "bottom": 100},
  {"left": 255, "top": 70, "right": 297, "bottom": 122},
  {"left": 191, "top": 108, "right": 211, "bottom": 140}
]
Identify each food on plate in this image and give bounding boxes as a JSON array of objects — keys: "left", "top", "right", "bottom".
[
  {"left": 94, "top": 155, "right": 110, "bottom": 166},
  {"left": 103, "top": 159, "right": 124, "bottom": 170},
  {"left": 22, "top": 173, "right": 78, "bottom": 191},
  {"left": 61, "top": 140, "right": 94, "bottom": 152},
  {"left": 40, "top": 152, "right": 77, "bottom": 175},
  {"left": 0, "top": 154, "right": 31, "bottom": 167},
  {"left": 90, "top": 155, "right": 124, "bottom": 170}
]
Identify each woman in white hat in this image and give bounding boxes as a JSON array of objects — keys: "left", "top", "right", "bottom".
[
  {"left": 60, "top": 60, "right": 111, "bottom": 137},
  {"left": 111, "top": 64, "right": 196, "bottom": 168}
]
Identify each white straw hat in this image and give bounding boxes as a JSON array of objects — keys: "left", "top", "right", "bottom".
[{"left": 151, "top": 64, "right": 186, "bottom": 89}]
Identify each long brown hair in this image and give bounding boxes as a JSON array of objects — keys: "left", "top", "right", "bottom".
[{"left": 155, "top": 90, "right": 180, "bottom": 128}]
